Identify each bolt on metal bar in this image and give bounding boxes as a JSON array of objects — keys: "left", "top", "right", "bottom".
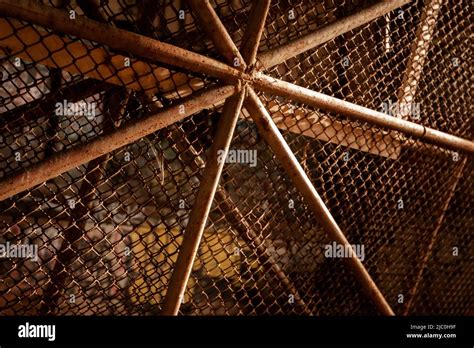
[
  {"left": 0, "top": 0, "right": 246, "bottom": 84},
  {"left": 0, "top": 85, "right": 238, "bottom": 202},
  {"left": 162, "top": 89, "right": 246, "bottom": 315},
  {"left": 244, "top": 89, "right": 395, "bottom": 315},
  {"left": 251, "top": 73, "right": 474, "bottom": 155},
  {"left": 257, "top": 0, "right": 411, "bottom": 70},
  {"left": 403, "top": 157, "right": 468, "bottom": 315}
]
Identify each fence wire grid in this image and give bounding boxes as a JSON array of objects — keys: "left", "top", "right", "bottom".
[{"left": 0, "top": 0, "right": 472, "bottom": 316}]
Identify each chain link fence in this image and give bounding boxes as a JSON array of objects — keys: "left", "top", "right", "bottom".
[{"left": 0, "top": 0, "right": 472, "bottom": 316}]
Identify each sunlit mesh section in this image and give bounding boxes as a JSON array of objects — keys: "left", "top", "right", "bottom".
[{"left": 0, "top": 0, "right": 472, "bottom": 316}]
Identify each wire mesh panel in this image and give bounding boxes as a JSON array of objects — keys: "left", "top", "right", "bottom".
[{"left": 0, "top": 0, "right": 472, "bottom": 316}]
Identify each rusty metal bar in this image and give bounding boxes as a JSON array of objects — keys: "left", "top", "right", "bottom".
[
  {"left": 403, "top": 157, "right": 468, "bottom": 315},
  {"left": 0, "top": 85, "right": 238, "bottom": 202},
  {"left": 240, "top": 0, "right": 271, "bottom": 66},
  {"left": 0, "top": 17, "right": 197, "bottom": 98},
  {"left": 244, "top": 89, "right": 394, "bottom": 315},
  {"left": 259, "top": 98, "right": 401, "bottom": 159},
  {"left": 257, "top": 0, "right": 411, "bottom": 70},
  {"left": 162, "top": 89, "right": 246, "bottom": 315},
  {"left": 163, "top": 0, "right": 272, "bottom": 313},
  {"left": 188, "top": 0, "right": 243, "bottom": 66},
  {"left": 0, "top": 0, "right": 246, "bottom": 84},
  {"left": 251, "top": 73, "right": 474, "bottom": 155}
]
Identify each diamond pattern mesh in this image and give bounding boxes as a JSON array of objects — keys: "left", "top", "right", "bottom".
[{"left": 0, "top": 0, "right": 472, "bottom": 315}]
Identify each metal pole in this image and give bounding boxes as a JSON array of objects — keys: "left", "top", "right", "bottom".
[
  {"left": 188, "top": 0, "right": 243, "bottom": 66},
  {"left": 0, "top": 0, "right": 246, "bottom": 84},
  {"left": 161, "top": 89, "right": 246, "bottom": 315},
  {"left": 244, "top": 89, "right": 395, "bottom": 315},
  {"left": 257, "top": 0, "right": 411, "bottom": 70},
  {"left": 165, "top": 0, "right": 274, "bottom": 311},
  {"left": 251, "top": 73, "right": 474, "bottom": 155},
  {"left": 0, "top": 85, "right": 238, "bottom": 202},
  {"left": 240, "top": 0, "right": 271, "bottom": 67},
  {"left": 259, "top": 97, "right": 401, "bottom": 159},
  {"left": 0, "top": 17, "right": 196, "bottom": 98},
  {"left": 403, "top": 157, "right": 467, "bottom": 315}
]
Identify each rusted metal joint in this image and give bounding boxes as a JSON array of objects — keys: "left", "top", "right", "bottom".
[
  {"left": 252, "top": 58, "right": 266, "bottom": 73},
  {"left": 240, "top": 70, "right": 255, "bottom": 87},
  {"left": 244, "top": 62, "right": 259, "bottom": 78}
]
